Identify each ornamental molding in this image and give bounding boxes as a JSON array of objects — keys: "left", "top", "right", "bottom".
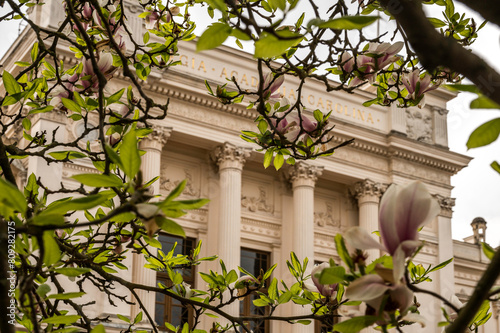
[
  {"left": 432, "top": 194, "right": 455, "bottom": 217},
  {"left": 62, "top": 162, "right": 99, "bottom": 178},
  {"left": 241, "top": 217, "right": 280, "bottom": 238},
  {"left": 140, "top": 125, "right": 172, "bottom": 149},
  {"left": 210, "top": 142, "right": 251, "bottom": 171},
  {"left": 350, "top": 179, "right": 387, "bottom": 200},
  {"left": 431, "top": 105, "right": 449, "bottom": 115},
  {"left": 287, "top": 162, "right": 323, "bottom": 187}
]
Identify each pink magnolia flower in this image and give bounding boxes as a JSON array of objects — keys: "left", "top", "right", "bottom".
[
  {"left": 344, "top": 181, "right": 440, "bottom": 324},
  {"left": 401, "top": 69, "right": 441, "bottom": 104},
  {"left": 345, "top": 181, "right": 439, "bottom": 260},
  {"left": 311, "top": 263, "right": 338, "bottom": 299},
  {"left": 262, "top": 72, "right": 285, "bottom": 99},
  {"left": 81, "top": 52, "right": 116, "bottom": 91},
  {"left": 346, "top": 272, "right": 413, "bottom": 315},
  {"left": 339, "top": 42, "right": 403, "bottom": 87}
]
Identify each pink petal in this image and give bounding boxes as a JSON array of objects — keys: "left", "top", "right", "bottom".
[
  {"left": 344, "top": 227, "right": 385, "bottom": 252},
  {"left": 346, "top": 274, "right": 389, "bottom": 302}
]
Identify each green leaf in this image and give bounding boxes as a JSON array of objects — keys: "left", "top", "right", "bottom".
[
  {"left": 0, "top": 176, "right": 27, "bottom": 217},
  {"left": 107, "top": 88, "right": 125, "bottom": 106},
  {"left": 470, "top": 96, "right": 500, "bottom": 109},
  {"left": 491, "top": 161, "right": 500, "bottom": 174},
  {"left": 197, "top": 23, "right": 232, "bottom": 52},
  {"left": 254, "top": 31, "right": 303, "bottom": 59},
  {"left": 444, "top": 84, "right": 479, "bottom": 93},
  {"left": 104, "top": 144, "right": 124, "bottom": 170},
  {"left": 49, "top": 151, "right": 88, "bottom": 160},
  {"left": 36, "top": 284, "right": 51, "bottom": 299},
  {"left": 333, "top": 316, "right": 378, "bottom": 333},
  {"left": 428, "top": 17, "right": 446, "bottom": 27},
  {"left": 317, "top": 16, "right": 378, "bottom": 30},
  {"left": 318, "top": 266, "right": 346, "bottom": 284},
  {"left": 120, "top": 131, "right": 141, "bottom": 179},
  {"left": 155, "top": 216, "right": 186, "bottom": 238},
  {"left": 61, "top": 98, "right": 82, "bottom": 113},
  {"left": 117, "top": 314, "right": 130, "bottom": 323},
  {"left": 334, "top": 234, "right": 354, "bottom": 271},
  {"left": 54, "top": 267, "right": 91, "bottom": 277},
  {"left": 42, "top": 315, "right": 81, "bottom": 325},
  {"left": 273, "top": 153, "right": 284, "bottom": 170},
  {"left": 48, "top": 292, "right": 86, "bottom": 300},
  {"left": 31, "top": 42, "right": 39, "bottom": 62},
  {"left": 204, "top": 0, "right": 227, "bottom": 11},
  {"left": 263, "top": 149, "right": 273, "bottom": 169},
  {"left": 22, "top": 117, "right": 31, "bottom": 130},
  {"left": 71, "top": 174, "right": 124, "bottom": 187},
  {"left": 466, "top": 118, "right": 500, "bottom": 149},
  {"left": 90, "top": 324, "right": 106, "bottom": 333},
  {"left": 482, "top": 242, "right": 495, "bottom": 260},
  {"left": 428, "top": 258, "right": 453, "bottom": 273},
  {"left": 43, "top": 231, "right": 61, "bottom": 266},
  {"left": 2, "top": 71, "right": 21, "bottom": 95}
]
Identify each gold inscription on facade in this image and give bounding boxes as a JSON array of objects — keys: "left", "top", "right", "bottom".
[{"left": 176, "top": 54, "right": 378, "bottom": 126}]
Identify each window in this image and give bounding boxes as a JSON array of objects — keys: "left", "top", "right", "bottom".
[
  {"left": 155, "top": 234, "right": 196, "bottom": 331},
  {"left": 239, "top": 248, "right": 270, "bottom": 333}
]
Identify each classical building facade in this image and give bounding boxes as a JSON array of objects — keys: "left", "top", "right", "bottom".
[{"left": 2, "top": 1, "right": 500, "bottom": 332}]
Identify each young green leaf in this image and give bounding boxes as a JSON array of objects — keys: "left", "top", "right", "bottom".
[
  {"left": 466, "top": 118, "right": 500, "bottom": 149},
  {"left": 72, "top": 174, "right": 124, "bottom": 187},
  {"left": 120, "top": 131, "right": 141, "bottom": 179},
  {"left": 317, "top": 16, "right": 378, "bottom": 30},
  {"left": 197, "top": 23, "right": 232, "bottom": 52}
]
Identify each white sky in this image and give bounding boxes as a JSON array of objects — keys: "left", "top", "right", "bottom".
[{"left": 1, "top": 2, "right": 499, "bottom": 246}]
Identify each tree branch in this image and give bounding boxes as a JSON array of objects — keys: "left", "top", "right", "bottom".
[{"left": 379, "top": 0, "right": 500, "bottom": 106}]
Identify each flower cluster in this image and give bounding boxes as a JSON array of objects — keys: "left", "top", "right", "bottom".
[{"left": 340, "top": 42, "right": 404, "bottom": 87}]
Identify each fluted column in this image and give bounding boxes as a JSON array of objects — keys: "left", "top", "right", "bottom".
[
  {"left": 131, "top": 126, "right": 171, "bottom": 321},
  {"left": 210, "top": 142, "right": 250, "bottom": 321},
  {"left": 434, "top": 195, "right": 456, "bottom": 307},
  {"left": 350, "top": 179, "right": 386, "bottom": 262},
  {"left": 288, "top": 163, "right": 323, "bottom": 333}
]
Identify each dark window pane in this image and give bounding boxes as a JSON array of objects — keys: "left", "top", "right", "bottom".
[
  {"left": 240, "top": 248, "right": 270, "bottom": 333},
  {"left": 155, "top": 234, "right": 196, "bottom": 331}
]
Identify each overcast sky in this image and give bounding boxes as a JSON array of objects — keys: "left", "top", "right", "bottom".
[{"left": 1, "top": 3, "right": 499, "bottom": 246}]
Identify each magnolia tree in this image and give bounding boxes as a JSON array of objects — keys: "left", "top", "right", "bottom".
[{"left": 0, "top": 0, "right": 499, "bottom": 332}]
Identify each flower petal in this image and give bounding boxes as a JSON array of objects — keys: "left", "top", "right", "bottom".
[
  {"left": 346, "top": 274, "right": 389, "bottom": 302},
  {"left": 401, "top": 312, "right": 426, "bottom": 327},
  {"left": 344, "top": 227, "right": 385, "bottom": 252}
]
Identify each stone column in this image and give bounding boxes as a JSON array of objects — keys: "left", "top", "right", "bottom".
[
  {"left": 350, "top": 179, "right": 386, "bottom": 262},
  {"left": 287, "top": 162, "right": 323, "bottom": 333},
  {"left": 434, "top": 195, "right": 456, "bottom": 308},
  {"left": 131, "top": 126, "right": 171, "bottom": 321},
  {"left": 389, "top": 104, "right": 407, "bottom": 135},
  {"left": 210, "top": 142, "right": 250, "bottom": 321}
]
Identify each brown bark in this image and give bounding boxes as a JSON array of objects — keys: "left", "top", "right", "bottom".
[{"left": 379, "top": 0, "right": 500, "bottom": 106}]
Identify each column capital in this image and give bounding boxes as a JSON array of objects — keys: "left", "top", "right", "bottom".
[
  {"left": 350, "top": 179, "right": 387, "bottom": 204},
  {"left": 211, "top": 142, "right": 251, "bottom": 171},
  {"left": 431, "top": 105, "right": 449, "bottom": 115},
  {"left": 432, "top": 194, "right": 455, "bottom": 218},
  {"left": 287, "top": 162, "right": 323, "bottom": 188},
  {"left": 139, "top": 125, "right": 172, "bottom": 151}
]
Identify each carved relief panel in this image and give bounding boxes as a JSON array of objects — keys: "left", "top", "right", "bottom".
[
  {"left": 314, "top": 190, "right": 342, "bottom": 230},
  {"left": 160, "top": 152, "right": 203, "bottom": 199},
  {"left": 241, "top": 174, "right": 277, "bottom": 217},
  {"left": 405, "top": 107, "right": 433, "bottom": 143}
]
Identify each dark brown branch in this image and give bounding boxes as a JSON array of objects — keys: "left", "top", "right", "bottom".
[
  {"left": 455, "top": 0, "right": 500, "bottom": 28},
  {"left": 379, "top": 0, "right": 500, "bottom": 106},
  {"left": 445, "top": 249, "right": 500, "bottom": 332}
]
